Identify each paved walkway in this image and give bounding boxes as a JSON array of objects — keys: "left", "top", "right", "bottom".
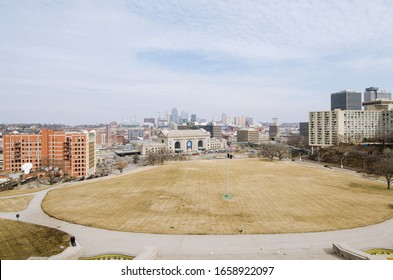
[{"left": 1, "top": 163, "right": 392, "bottom": 259}]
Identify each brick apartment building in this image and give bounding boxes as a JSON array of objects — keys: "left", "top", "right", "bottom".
[{"left": 3, "top": 129, "right": 96, "bottom": 178}]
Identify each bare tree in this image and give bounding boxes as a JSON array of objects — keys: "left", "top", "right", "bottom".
[
  {"left": 275, "top": 143, "right": 288, "bottom": 161},
  {"left": 114, "top": 159, "right": 128, "bottom": 173},
  {"left": 373, "top": 149, "right": 393, "bottom": 190},
  {"left": 146, "top": 149, "right": 169, "bottom": 166},
  {"left": 258, "top": 143, "right": 288, "bottom": 161},
  {"left": 258, "top": 144, "right": 276, "bottom": 160},
  {"left": 40, "top": 157, "right": 65, "bottom": 185},
  {"left": 133, "top": 153, "right": 140, "bottom": 165}
]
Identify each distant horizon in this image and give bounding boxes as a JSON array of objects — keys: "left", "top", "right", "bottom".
[
  {"left": 2, "top": 1, "right": 393, "bottom": 124},
  {"left": 0, "top": 117, "right": 306, "bottom": 127}
]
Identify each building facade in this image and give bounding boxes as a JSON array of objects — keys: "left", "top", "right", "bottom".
[
  {"left": 309, "top": 109, "right": 393, "bottom": 150},
  {"left": 237, "top": 128, "right": 260, "bottom": 144},
  {"left": 3, "top": 129, "right": 96, "bottom": 178},
  {"left": 331, "top": 90, "right": 362, "bottom": 110},
  {"left": 140, "top": 142, "right": 167, "bottom": 157},
  {"left": 156, "top": 129, "right": 211, "bottom": 153},
  {"left": 299, "top": 122, "right": 309, "bottom": 137},
  {"left": 128, "top": 128, "right": 144, "bottom": 140},
  {"left": 309, "top": 111, "right": 339, "bottom": 148},
  {"left": 364, "top": 87, "right": 391, "bottom": 102}
]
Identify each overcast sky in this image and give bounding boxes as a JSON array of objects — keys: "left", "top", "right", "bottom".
[{"left": 1, "top": 0, "right": 393, "bottom": 125}]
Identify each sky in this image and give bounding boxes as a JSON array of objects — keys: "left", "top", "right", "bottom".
[{"left": 1, "top": 0, "right": 393, "bottom": 125}]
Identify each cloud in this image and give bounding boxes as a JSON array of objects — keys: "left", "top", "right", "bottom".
[{"left": 1, "top": 0, "right": 393, "bottom": 124}]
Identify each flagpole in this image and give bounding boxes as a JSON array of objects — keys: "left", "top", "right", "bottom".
[
  {"left": 224, "top": 141, "right": 231, "bottom": 199},
  {"left": 226, "top": 153, "right": 228, "bottom": 196}
]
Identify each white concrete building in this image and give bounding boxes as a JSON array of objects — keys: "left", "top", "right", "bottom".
[
  {"left": 140, "top": 142, "right": 167, "bottom": 157},
  {"left": 156, "top": 129, "right": 211, "bottom": 153},
  {"left": 309, "top": 109, "right": 393, "bottom": 150}
]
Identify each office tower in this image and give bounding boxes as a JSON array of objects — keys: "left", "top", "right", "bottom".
[
  {"left": 171, "top": 108, "right": 179, "bottom": 124},
  {"left": 364, "top": 87, "right": 391, "bottom": 102},
  {"left": 331, "top": 90, "right": 362, "bottom": 110},
  {"left": 180, "top": 111, "right": 188, "bottom": 123},
  {"left": 234, "top": 115, "right": 246, "bottom": 128},
  {"left": 222, "top": 113, "right": 227, "bottom": 125},
  {"left": 198, "top": 124, "right": 222, "bottom": 138},
  {"left": 191, "top": 114, "right": 197, "bottom": 122},
  {"left": 245, "top": 117, "right": 253, "bottom": 127},
  {"left": 237, "top": 128, "right": 260, "bottom": 144},
  {"left": 299, "top": 122, "right": 309, "bottom": 137},
  {"left": 364, "top": 87, "right": 392, "bottom": 110}
]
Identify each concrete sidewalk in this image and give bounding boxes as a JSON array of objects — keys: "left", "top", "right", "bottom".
[{"left": 1, "top": 184, "right": 393, "bottom": 260}]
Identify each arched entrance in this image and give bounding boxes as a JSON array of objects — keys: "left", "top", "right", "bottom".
[
  {"left": 175, "top": 141, "right": 182, "bottom": 153},
  {"left": 186, "top": 141, "right": 192, "bottom": 150}
]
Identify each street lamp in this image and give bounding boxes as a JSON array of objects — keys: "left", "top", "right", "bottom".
[{"left": 341, "top": 157, "right": 344, "bottom": 168}]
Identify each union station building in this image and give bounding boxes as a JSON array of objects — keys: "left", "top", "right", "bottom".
[{"left": 156, "top": 129, "right": 211, "bottom": 153}]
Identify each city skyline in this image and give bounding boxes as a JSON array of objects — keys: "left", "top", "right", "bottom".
[{"left": 1, "top": 1, "right": 393, "bottom": 125}]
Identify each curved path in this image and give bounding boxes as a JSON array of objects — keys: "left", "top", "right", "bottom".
[{"left": 0, "top": 163, "right": 392, "bottom": 260}]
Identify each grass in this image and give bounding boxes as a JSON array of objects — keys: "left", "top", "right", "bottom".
[
  {"left": 0, "top": 185, "right": 52, "bottom": 198},
  {"left": 79, "top": 254, "right": 134, "bottom": 260},
  {"left": 364, "top": 248, "right": 393, "bottom": 260},
  {"left": 0, "top": 219, "right": 70, "bottom": 260},
  {"left": 0, "top": 196, "right": 33, "bottom": 212},
  {"left": 42, "top": 159, "right": 393, "bottom": 235}
]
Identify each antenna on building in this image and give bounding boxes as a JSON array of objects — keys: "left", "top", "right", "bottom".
[{"left": 21, "top": 163, "right": 33, "bottom": 174}]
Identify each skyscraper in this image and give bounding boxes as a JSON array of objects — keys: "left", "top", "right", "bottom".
[
  {"left": 180, "top": 110, "right": 188, "bottom": 123},
  {"left": 331, "top": 90, "right": 362, "bottom": 110},
  {"left": 171, "top": 108, "right": 179, "bottom": 124},
  {"left": 191, "top": 114, "right": 197, "bottom": 122},
  {"left": 364, "top": 87, "right": 391, "bottom": 102}
]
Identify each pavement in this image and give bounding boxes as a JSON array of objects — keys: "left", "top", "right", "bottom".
[{"left": 1, "top": 161, "right": 393, "bottom": 260}]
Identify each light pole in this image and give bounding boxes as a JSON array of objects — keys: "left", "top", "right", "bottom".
[{"left": 341, "top": 157, "right": 344, "bottom": 168}]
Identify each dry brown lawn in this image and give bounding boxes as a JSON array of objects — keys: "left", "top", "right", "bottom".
[
  {"left": 0, "top": 196, "right": 33, "bottom": 212},
  {"left": 0, "top": 219, "right": 70, "bottom": 260},
  {"left": 42, "top": 159, "right": 393, "bottom": 234},
  {"left": 0, "top": 185, "right": 52, "bottom": 198}
]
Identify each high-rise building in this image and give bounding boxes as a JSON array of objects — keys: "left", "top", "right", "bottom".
[
  {"left": 364, "top": 87, "right": 391, "bottom": 102},
  {"left": 198, "top": 124, "right": 222, "bottom": 139},
  {"left": 171, "top": 108, "right": 179, "bottom": 124},
  {"left": 180, "top": 111, "right": 188, "bottom": 124},
  {"left": 191, "top": 114, "right": 197, "bottom": 122},
  {"left": 331, "top": 90, "right": 362, "bottom": 110},
  {"left": 364, "top": 87, "right": 392, "bottom": 110},
  {"left": 269, "top": 124, "right": 280, "bottom": 141},
  {"left": 309, "top": 109, "right": 393, "bottom": 150},
  {"left": 299, "top": 122, "right": 309, "bottom": 138},
  {"left": 234, "top": 115, "right": 245, "bottom": 127},
  {"left": 222, "top": 113, "right": 227, "bottom": 125},
  {"left": 245, "top": 117, "right": 253, "bottom": 127},
  {"left": 3, "top": 129, "right": 96, "bottom": 178}
]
